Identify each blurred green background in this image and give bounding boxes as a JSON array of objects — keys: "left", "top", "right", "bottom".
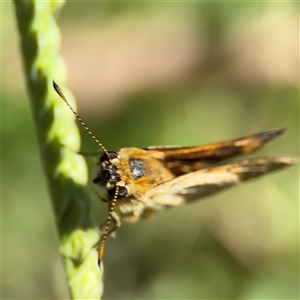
[{"left": 3, "top": 2, "right": 299, "bottom": 299}]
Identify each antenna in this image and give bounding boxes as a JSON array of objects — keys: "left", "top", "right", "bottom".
[
  {"left": 53, "top": 81, "right": 109, "bottom": 157},
  {"left": 53, "top": 80, "right": 120, "bottom": 268},
  {"left": 53, "top": 81, "right": 118, "bottom": 267},
  {"left": 98, "top": 185, "right": 119, "bottom": 267}
]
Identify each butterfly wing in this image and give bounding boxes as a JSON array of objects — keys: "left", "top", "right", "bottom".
[
  {"left": 146, "top": 128, "right": 285, "bottom": 176},
  {"left": 144, "top": 156, "right": 297, "bottom": 205}
]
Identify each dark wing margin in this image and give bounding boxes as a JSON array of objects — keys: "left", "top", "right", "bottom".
[
  {"left": 146, "top": 128, "right": 286, "bottom": 175},
  {"left": 147, "top": 128, "right": 285, "bottom": 161}
]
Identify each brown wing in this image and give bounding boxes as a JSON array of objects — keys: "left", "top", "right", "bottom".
[
  {"left": 144, "top": 156, "right": 297, "bottom": 204},
  {"left": 146, "top": 128, "right": 285, "bottom": 176}
]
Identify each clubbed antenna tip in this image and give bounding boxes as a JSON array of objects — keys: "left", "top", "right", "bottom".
[{"left": 52, "top": 81, "right": 109, "bottom": 156}]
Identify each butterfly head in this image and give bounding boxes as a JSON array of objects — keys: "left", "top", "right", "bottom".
[{"left": 93, "top": 151, "right": 128, "bottom": 199}]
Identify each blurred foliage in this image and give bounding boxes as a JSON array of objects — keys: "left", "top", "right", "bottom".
[{"left": 3, "top": 1, "right": 299, "bottom": 299}]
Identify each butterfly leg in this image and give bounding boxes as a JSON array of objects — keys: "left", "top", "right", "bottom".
[
  {"left": 151, "top": 194, "right": 185, "bottom": 207},
  {"left": 59, "top": 142, "right": 103, "bottom": 163},
  {"left": 77, "top": 150, "right": 103, "bottom": 159},
  {"left": 99, "top": 211, "right": 122, "bottom": 239}
]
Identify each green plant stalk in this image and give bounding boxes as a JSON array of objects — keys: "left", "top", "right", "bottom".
[{"left": 13, "top": 1, "right": 103, "bottom": 298}]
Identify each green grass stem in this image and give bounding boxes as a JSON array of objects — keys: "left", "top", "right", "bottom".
[{"left": 13, "top": 1, "right": 104, "bottom": 298}]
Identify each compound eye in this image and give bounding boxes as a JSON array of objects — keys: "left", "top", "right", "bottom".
[
  {"left": 108, "top": 185, "right": 128, "bottom": 199},
  {"left": 100, "top": 151, "right": 118, "bottom": 163},
  {"left": 108, "top": 152, "right": 118, "bottom": 160},
  {"left": 118, "top": 186, "right": 128, "bottom": 197}
]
